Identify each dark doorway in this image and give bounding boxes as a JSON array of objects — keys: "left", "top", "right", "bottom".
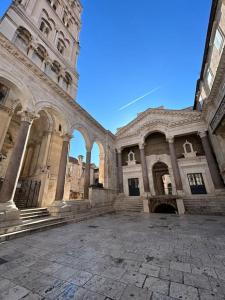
[
  {"left": 152, "top": 162, "right": 170, "bottom": 195},
  {"left": 14, "top": 179, "right": 41, "bottom": 209},
  {"left": 187, "top": 173, "right": 207, "bottom": 194},
  {"left": 128, "top": 178, "right": 140, "bottom": 196},
  {"left": 154, "top": 204, "right": 176, "bottom": 214}
]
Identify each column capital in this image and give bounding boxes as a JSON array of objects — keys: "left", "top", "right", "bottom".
[
  {"left": 139, "top": 143, "right": 145, "bottom": 150},
  {"left": 167, "top": 136, "right": 174, "bottom": 143},
  {"left": 86, "top": 145, "right": 93, "bottom": 153},
  {"left": 116, "top": 147, "right": 122, "bottom": 154},
  {"left": 18, "top": 110, "right": 39, "bottom": 124},
  {"left": 198, "top": 130, "right": 208, "bottom": 139},
  {"left": 62, "top": 133, "right": 72, "bottom": 142}
]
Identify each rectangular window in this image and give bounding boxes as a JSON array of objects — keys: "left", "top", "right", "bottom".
[
  {"left": 187, "top": 173, "right": 207, "bottom": 195},
  {"left": 214, "top": 28, "right": 224, "bottom": 51},
  {"left": 206, "top": 69, "right": 213, "bottom": 87}
]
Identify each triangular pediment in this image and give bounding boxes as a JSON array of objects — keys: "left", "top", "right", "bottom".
[{"left": 116, "top": 108, "right": 202, "bottom": 139}]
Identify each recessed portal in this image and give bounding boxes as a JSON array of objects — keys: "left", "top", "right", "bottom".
[
  {"left": 152, "top": 162, "right": 171, "bottom": 195},
  {"left": 128, "top": 178, "right": 140, "bottom": 196}
]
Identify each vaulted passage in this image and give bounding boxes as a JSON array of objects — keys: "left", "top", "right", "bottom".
[
  {"left": 152, "top": 162, "right": 171, "bottom": 195},
  {"left": 154, "top": 204, "right": 177, "bottom": 214}
]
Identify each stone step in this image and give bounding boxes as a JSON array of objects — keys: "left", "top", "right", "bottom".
[
  {"left": 20, "top": 213, "right": 50, "bottom": 220},
  {"left": 21, "top": 217, "right": 63, "bottom": 228},
  {"left": 0, "top": 207, "right": 115, "bottom": 242},
  {"left": 20, "top": 208, "right": 48, "bottom": 213},
  {"left": 20, "top": 208, "right": 50, "bottom": 220},
  {"left": 183, "top": 197, "right": 225, "bottom": 215}
]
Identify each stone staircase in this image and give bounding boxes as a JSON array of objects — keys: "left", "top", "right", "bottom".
[
  {"left": 183, "top": 195, "right": 225, "bottom": 215},
  {"left": 0, "top": 205, "right": 115, "bottom": 242},
  {"left": 20, "top": 208, "right": 50, "bottom": 220},
  {"left": 114, "top": 196, "right": 144, "bottom": 212}
]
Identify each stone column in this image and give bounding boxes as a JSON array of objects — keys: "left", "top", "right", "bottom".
[
  {"left": 99, "top": 152, "right": 105, "bottom": 185},
  {"left": 0, "top": 105, "right": 13, "bottom": 152},
  {"left": 199, "top": 131, "right": 224, "bottom": 190},
  {"left": 0, "top": 111, "right": 36, "bottom": 204},
  {"left": 0, "top": 111, "right": 36, "bottom": 226},
  {"left": 139, "top": 143, "right": 150, "bottom": 194},
  {"left": 84, "top": 147, "right": 92, "bottom": 199},
  {"left": 167, "top": 137, "right": 183, "bottom": 193},
  {"left": 55, "top": 134, "right": 71, "bottom": 202},
  {"left": 117, "top": 149, "right": 124, "bottom": 193}
]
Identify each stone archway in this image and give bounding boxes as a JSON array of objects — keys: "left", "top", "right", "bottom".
[
  {"left": 152, "top": 162, "right": 170, "bottom": 195},
  {"left": 154, "top": 203, "right": 177, "bottom": 214},
  {"left": 13, "top": 110, "right": 52, "bottom": 209}
]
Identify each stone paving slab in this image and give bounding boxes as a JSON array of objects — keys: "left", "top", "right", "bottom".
[{"left": 0, "top": 212, "right": 225, "bottom": 299}]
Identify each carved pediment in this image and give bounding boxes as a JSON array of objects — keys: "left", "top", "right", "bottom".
[{"left": 116, "top": 109, "right": 202, "bottom": 139}]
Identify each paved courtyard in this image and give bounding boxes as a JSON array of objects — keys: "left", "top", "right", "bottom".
[{"left": 0, "top": 213, "right": 225, "bottom": 299}]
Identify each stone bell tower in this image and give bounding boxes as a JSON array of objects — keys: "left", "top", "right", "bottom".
[{"left": 0, "top": 0, "right": 82, "bottom": 99}]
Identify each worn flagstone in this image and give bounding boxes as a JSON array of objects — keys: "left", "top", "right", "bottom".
[{"left": 0, "top": 212, "right": 225, "bottom": 299}]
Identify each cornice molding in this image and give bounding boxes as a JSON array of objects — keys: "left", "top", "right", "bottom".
[{"left": 116, "top": 109, "right": 202, "bottom": 137}]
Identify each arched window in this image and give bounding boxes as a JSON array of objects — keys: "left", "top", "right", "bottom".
[
  {"left": 62, "top": 12, "right": 68, "bottom": 25},
  {"left": 51, "top": 61, "right": 61, "bottom": 80},
  {"left": 32, "top": 45, "right": 47, "bottom": 68},
  {"left": 57, "top": 39, "right": 66, "bottom": 55},
  {"left": 14, "top": 27, "right": 32, "bottom": 54},
  {"left": 39, "top": 19, "right": 51, "bottom": 37},
  {"left": 52, "top": 1, "right": 58, "bottom": 11},
  {"left": 61, "top": 72, "right": 72, "bottom": 91},
  {"left": 45, "top": 60, "right": 61, "bottom": 81}
]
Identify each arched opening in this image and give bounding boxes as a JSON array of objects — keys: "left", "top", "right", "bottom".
[
  {"left": 32, "top": 44, "right": 47, "bottom": 68},
  {"left": 14, "top": 26, "right": 32, "bottom": 54},
  {"left": 13, "top": 110, "right": 52, "bottom": 209},
  {"left": 152, "top": 162, "right": 172, "bottom": 195},
  {"left": 65, "top": 129, "right": 88, "bottom": 200},
  {"left": 154, "top": 204, "right": 177, "bottom": 214},
  {"left": 144, "top": 132, "right": 169, "bottom": 156},
  {"left": 45, "top": 60, "right": 61, "bottom": 82},
  {"left": 91, "top": 142, "right": 105, "bottom": 188}
]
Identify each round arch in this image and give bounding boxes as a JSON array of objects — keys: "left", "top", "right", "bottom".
[
  {"left": 71, "top": 123, "right": 93, "bottom": 151},
  {"left": 143, "top": 129, "right": 167, "bottom": 144},
  {"left": 152, "top": 161, "right": 171, "bottom": 196},
  {"left": 154, "top": 203, "right": 177, "bottom": 214},
  {"left": 139, "top": 125, "right": 168, "bottom": 145},
  {"left": 0, "top": 69, "right": 35, "bottom": 111},
  {"left": 35, "top": 102, "right": 70, "bottom": 134}
]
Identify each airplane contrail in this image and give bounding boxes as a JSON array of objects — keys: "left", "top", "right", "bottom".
[{"left": 118, "top": 86, "right": 162, "bottom": 111}]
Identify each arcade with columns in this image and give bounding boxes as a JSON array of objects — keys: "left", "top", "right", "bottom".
[
  {"left": 0, "top": 0, "right": 225, "bottom": 234},
  {"left": 116, "top": 108, "right": 225, "bottom": 213}
]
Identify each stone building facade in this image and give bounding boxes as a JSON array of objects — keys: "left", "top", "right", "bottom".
[
  {"left": 64, "top": 155, "right": 99, "bottom": 200},
  {"left": 195, "top": 0, "right": 225, "bottom": 184},
  {"left": 0, "top": 0, "right": 225, "bottom": 232},
  {"left": 0, "top": 0, "right": 117, "bottom": 232}
]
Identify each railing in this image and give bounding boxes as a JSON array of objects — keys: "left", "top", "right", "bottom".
[{"left": 14, "top": 179, "right": 41, "bottom": 209}]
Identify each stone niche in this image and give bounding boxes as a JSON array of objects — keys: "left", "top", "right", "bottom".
[
  {"left": 183, "top": 140, "right": 197, "bottom": 158},
  {"left": 127, "top": 150, "right": 136, "bottom": 166}
]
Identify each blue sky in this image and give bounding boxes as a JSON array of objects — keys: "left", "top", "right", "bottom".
[{"left": 0, "top": 0, "right": 211, "bottom": 165}]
